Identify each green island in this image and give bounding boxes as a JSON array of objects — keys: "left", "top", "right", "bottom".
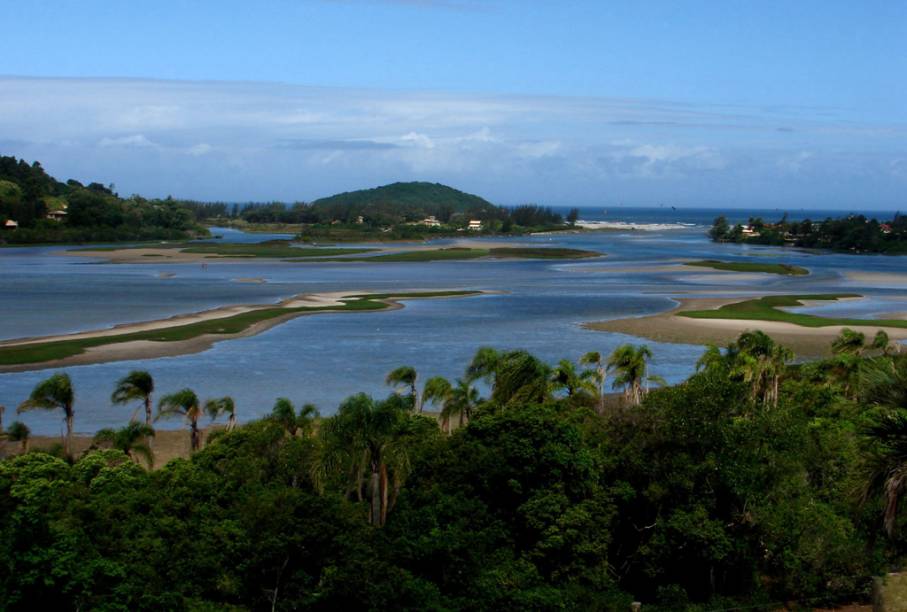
[
  {"left": 685, "top": 259, "right": 809, "bottom": 275},
  {"left": 0, "top": 291, "right": 480, "bottom": 367},
  {"left": 679, "top": 293, "right": 907, "bottom": 328}
]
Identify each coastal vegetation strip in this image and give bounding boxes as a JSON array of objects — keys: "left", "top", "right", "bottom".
[
  {"left": 685, "top": 259, "right": 809, "bottom": 275},
  {"left": 74, "top": 240, "right": 373, "bottom": 258},
  {"left": 678, "top": 294, "right": 907, "bottom": 328},
  {"left": 0, "top": 290, "right": 481, "bottom": 367}
]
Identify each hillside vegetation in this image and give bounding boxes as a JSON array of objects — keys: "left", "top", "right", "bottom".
[{"left": 0, "top": 155, "right": 205, "bottom": 244}]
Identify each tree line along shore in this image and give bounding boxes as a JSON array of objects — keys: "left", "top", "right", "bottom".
[
  {"left": 2, "top": 330, "right": 907, "bottom": 609},
  {"left": 0, "top": 155, "right": 582, "bottom": 245}
]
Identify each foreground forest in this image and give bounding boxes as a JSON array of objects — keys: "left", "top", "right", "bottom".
[{"left": 2, "top": 330, "right": 907, "bottom": 610}]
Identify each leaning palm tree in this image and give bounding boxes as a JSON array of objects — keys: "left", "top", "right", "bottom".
[
  {"left": 6, "top": 421, "right": 30, "bottom": 453},
  {"left": 18, "top": 372, "right": 75, "bottom": 458},
  {"left": 580, "top": 351, "right": 606, "bottom": 414},
  {"left": 862, "top": 411, "right": 907, "bottom": 535},
  {"left": 832, "top": 328, "right": 867, "bottom": 357},
  {"left": 157, "top": 388, "right": 203, "bottom": 452},
  {"left": 467, "top": 347, "right": 501, "bottom": 385},
  {"left": 204, "top": 396, "right": 237, "bottom": 432},
  {"left": 93, "top": 422, "right": 155, "bottom": 467},
  {"left": 607, "top": 344, "right": 664, "bottom": 406},
  {"left": 111, "top": 370, "right": 155, "bottom": 428},
  {"left": 386, "top": 366, "right": 420, "bottom": 412}
]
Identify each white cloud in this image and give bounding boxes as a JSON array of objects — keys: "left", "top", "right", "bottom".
[
  {"left": 98, "top": 134, "right": 157, "bottom": 148},
  {"left": 0, "top": 76, "right": 903, "bottom": 206}
]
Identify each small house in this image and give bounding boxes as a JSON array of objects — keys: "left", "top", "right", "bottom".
[
  {"left": 46, "top": 209, "right": 67, "bottom": 221},
  {"left": 467, "top": 219, "right": 483, "bottom": 231},
  {"left": 420, "top": 215, "right": 441, "bottom": 227},
  {"left": 3, "top": 219, "right": 18, "bottom": 229}
]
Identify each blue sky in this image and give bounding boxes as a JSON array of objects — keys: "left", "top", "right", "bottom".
[{"left": 1, "top": 0, "right": 905, "bottom": 208}]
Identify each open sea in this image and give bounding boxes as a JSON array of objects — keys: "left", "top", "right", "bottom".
[{"left": 2, "top": 206, "right": 904, "bottom": 434}]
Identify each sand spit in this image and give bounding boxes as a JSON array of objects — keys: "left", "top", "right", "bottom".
[
  {"left": 585, "top": 297, "right": 907, "bottom": 356},
  {"left": 0, "top": 290, "right": 480, "bottom": 372}
]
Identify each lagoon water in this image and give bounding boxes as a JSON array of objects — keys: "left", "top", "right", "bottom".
[{"left": 2, "top": 207, "right": 905, "bottom": 434}]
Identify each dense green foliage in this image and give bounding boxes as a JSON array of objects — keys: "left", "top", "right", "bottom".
[
  {"left": 0, "top": 155, "right": 204, "bottom": 244},
  {"left": 686, "top": 259, "right": 809, "bottom": 275},
  {"left": 710, "top": 213, "right": 907, "bottom": 253},
  {"left": 5, "top": 335, "right": 907, "bottom": 609}
]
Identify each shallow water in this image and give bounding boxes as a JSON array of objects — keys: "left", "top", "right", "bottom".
[{"left": 2, "top": 210, "right": 905, "bottom": 434}]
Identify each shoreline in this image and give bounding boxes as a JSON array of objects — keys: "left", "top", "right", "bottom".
[
  {"left": 0, "top": 290, "right": 488, "bottom": 372},
  {"left": 584, "top": 297, "right": 907, "bottom": 356}
]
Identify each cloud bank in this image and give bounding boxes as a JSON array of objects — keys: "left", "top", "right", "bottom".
[{"left": 0, "top": 77, "right": 904, "bottom": 208}]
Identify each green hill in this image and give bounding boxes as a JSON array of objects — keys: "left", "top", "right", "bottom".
[{"left": 310, "top": 181, "right": 497, "bottom": 223}]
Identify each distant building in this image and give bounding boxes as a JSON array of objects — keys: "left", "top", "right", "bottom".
[
  {"left": 881, "top": 223, "right": 892, "bottom": 234},
  {"left": 419, "top": 215, "right": 441, "bottom": 227},
  {"left": 741, "top": 225, "right": 760, "bottom": 237},
  {"left": 3, "top": 219, "right": 18, "bottom": 229},
  {"left": 46, "top": 209, "right": 67, "bottom": 221},
  {"left": 355, "top": 215, "right": 365, "bottom": 225},
  {"left": 467, "top": 219, "right": 483, "bottom": 231}
]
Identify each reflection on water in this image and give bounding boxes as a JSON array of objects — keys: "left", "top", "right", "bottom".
[{"left": 2, "top": 218, "right": 906, "bottom": 433}]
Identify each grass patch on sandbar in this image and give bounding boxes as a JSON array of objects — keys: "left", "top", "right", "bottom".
[
  {"left": 686, "top": 259, "right": 809, "bottom": 275},
  {"left": 678, "top": 294, "right": 907, "bottom": 328},
  {"left": 0, "top": 291, "right": 480, "bottom": 367},
  {"left": 73, "top": 240, "right": 373, "bottom": 259},
  {"left": 306, "top": 246, "right": 601, "bottom": 263}
]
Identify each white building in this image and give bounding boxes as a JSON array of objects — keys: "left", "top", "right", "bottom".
[{"left": 467, "top": 219, "right": 483, "bottom": 231}]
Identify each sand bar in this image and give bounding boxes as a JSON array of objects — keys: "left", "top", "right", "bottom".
[
  {"left": 585, "top": 297, "right": 907, "bottom": 356},
  {"left": 0, "top": 290, "right": 483, "bottom": 372}
]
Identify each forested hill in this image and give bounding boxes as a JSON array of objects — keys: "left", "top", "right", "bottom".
[
  {"left": 0, "top": 155, "right": 203, "bottom": 244},
  {"left": 310, "top": 181, "right": 497, "bottom": 223}
]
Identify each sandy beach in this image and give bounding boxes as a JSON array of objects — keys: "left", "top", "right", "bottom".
[{"left": 585, "top": 297, "right": 907, "bottom": 356}]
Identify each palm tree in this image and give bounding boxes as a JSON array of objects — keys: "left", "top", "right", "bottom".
[
  {"left": 422, "top": 376, "right": 480, "bottom": 432},
  {"left": 607, "top": 344, "right": 665, "bottom": 406},
  {"left": 695, "top": 344, "right": 725, "bottom": 373},
  {"left": 111, "top": 370, "right": 155, "bottom": 427},
  {"left": 728, "top": 331, "right": 793, "bottom": 407},
  {"left": 271, "top": 398, "right": 319, "bottom": 437},
  {"left": 18, "top": 372, "right": 75, "bottom": 458},
  {"left": 6, "top": 421, "right": 30, "bottom": 453},
  {"left": 832, "top": 328, "right": 866, "bottom": 356},
  {"left": 205, "top": 396, "right": 237, "bottom": 432},
  {"left": 862, "top": 411, "right": 907, "bottom": 535},
  {"left": 580, "top": 351, "right": 606, "bottom": 414},
  {"left": 320, "top": 394, "right": 412, "bottom": 526},
  {"left": 552, "top": 358, "right": 596, "bottom": 400},
  {"left": 93, "top": 422, "right": 155, "bottom": 467},
  {"left": 466, "top": 347, "right": 501, "bottom": 385},
  {"left": 446, "top": 378, "right": 480, "bottom": 430},
  {"left": 157, "top": 388, "right": 203, "bottom": 452},
  {"left": 871, "top": 330, "right": 896, "bottom": 356},
  {"left": 421, "top": 376, "right": 453, "bottom": 427},
  {"left": 386, "top": 366, "right": 420, "bottom": 412}
]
